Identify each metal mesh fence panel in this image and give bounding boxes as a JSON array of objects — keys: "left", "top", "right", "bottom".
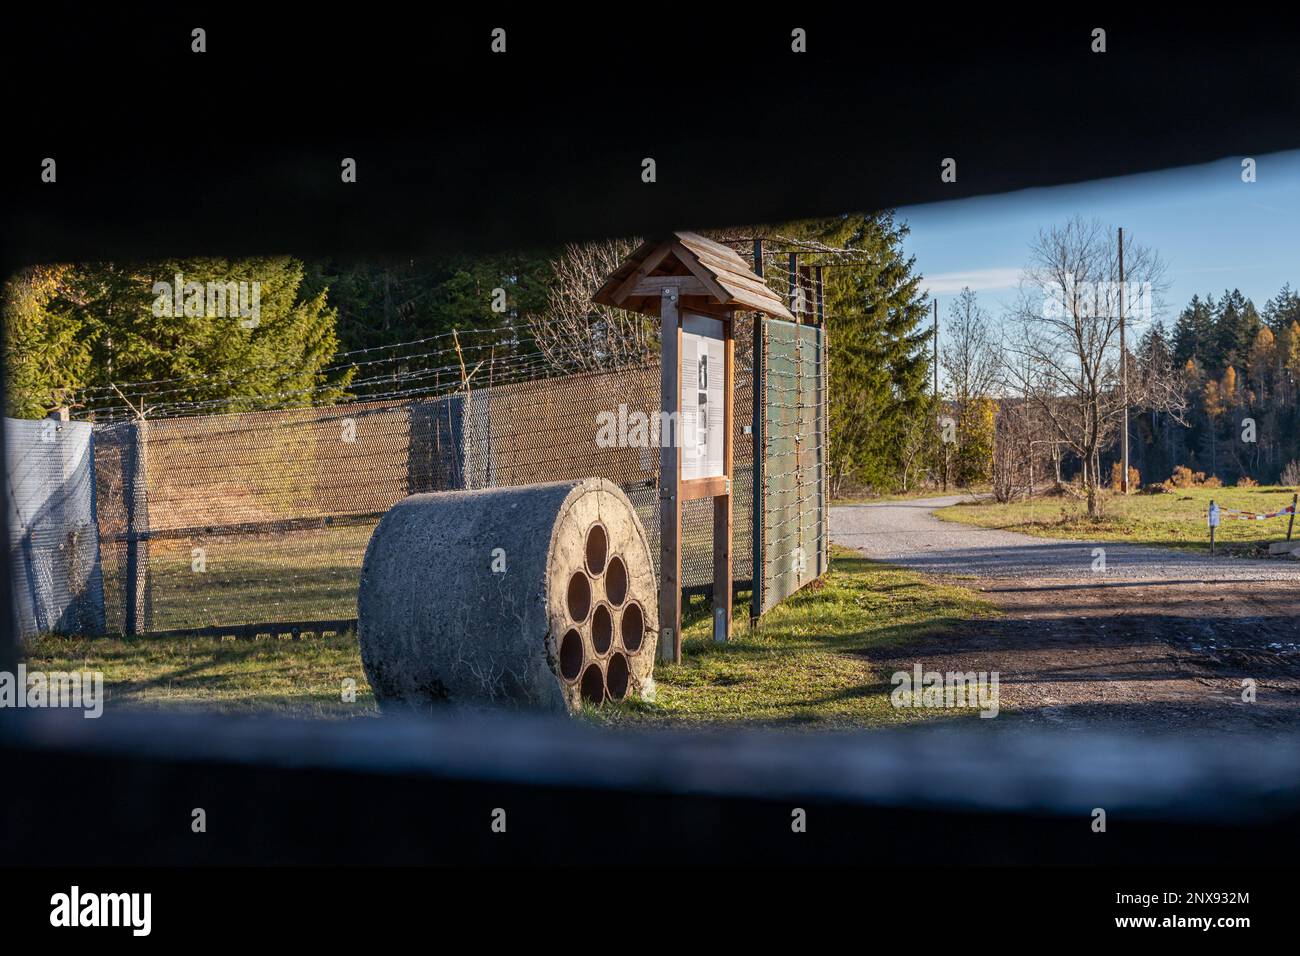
[
  {"left": 87, "top": 362, "right": 757, "bottom": 635},
  {"left": 68, "top": 239, "right": 829, "bottom": 636},
  {"left": 6, "top": 417, "right": 106, "bottom": 639},
  {"left": 759, "top": 318, "right": 828, "bottom": 613},
  {"left": 463, "top": 362, "right": 754, "bottom": 592},
  {"left": 95, "top": 401, "right": 426, "bottom": 635}
]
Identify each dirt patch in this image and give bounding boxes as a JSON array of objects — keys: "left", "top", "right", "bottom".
[{"left": 866, "top": 576, "right": 1300, "bottom": 736}]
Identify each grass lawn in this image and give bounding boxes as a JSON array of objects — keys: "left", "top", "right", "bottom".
[
  {"left": 589, "top": 547, "right": 998, "bottom": 728},
  {"left": 104, "top": 524, "right": 373, "bottom": 633},
  {"left": 24, "top": 548, "right": 998, "bottom": 727},
  {"left": 106, "top": 513, "right": 747, "bottom": 634},
  {"left": 935, "top": 484, "right": 1299, "bottom": 555},
  {"left": 23, "top": 631, "right": 376, "bottom": 718}
]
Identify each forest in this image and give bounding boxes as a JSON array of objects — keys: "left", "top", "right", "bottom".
[{"left": 5, "top": 215, "right": 1296, "bottom": 497}]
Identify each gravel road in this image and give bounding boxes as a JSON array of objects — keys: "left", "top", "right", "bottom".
[
  {"left": 830, "top": 496, "right": 1300, "bottom": 734},
  {"left": 830, "top": 496, "right": 1300, "bottom": 583}
]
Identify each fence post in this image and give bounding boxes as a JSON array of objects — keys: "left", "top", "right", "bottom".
[
  {"left": 123, "top": 418, "right": 151, "bottom": 635},
  {"left": 658, "top": 288, "right": 683, "bottom": 664},
  {"left": 816, "top": 269, "right": 828, "bottom": 578},
  {"left": 1288, "top": 493, "right": 1297, "bottom": 542},
  {"left": 1208, "top": 498, "right": 1217, "bottom": 556},
  {"left": 712, "top": 312, "right": 734, "bottom": 642},
  {"left": 751, "top": 239, "right": 765, "bottom": 624}
]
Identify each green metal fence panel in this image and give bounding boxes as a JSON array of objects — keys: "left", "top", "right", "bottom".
[{"left": 759, "top": 318, "right": 827, "bottom": 614}]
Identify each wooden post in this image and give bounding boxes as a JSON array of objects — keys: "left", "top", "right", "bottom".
[
  {"left": 590, "top": 232, "right": 791, "bottom": 650},
  {"left": 1288, "top": 493, "right": 1297, "bottom": 541},
  {"left": 1119, "top": 227, "right": 1130, "bottom": 495},
  {"left": 751, "top": 240, "right": 765, "bottom": 625},
  {"left": 659, "top": 288, "right": 683, "bottom": 663},
  {"left": 815, "top": 266, "right": 825, "bottom": 327},
  {"left": 788, "top": 253, "right": 798, "bottom": 321},
  {"left": 712, "top": 314, "right": 734, "bottom": 642},
  {"left": 816, "top": 266, "right": 828, "bottom": 578}
]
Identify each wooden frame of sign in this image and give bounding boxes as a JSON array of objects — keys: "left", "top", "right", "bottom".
[{"left": 593, "top": 232, "right": 794, "bottom": 663}]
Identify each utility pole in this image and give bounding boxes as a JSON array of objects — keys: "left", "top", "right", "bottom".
[
  {"left": 933, "top": 297, "right": 939, "bottom": 400},
  {"left": 1119, "top": 227, "right": 1129, "bottom": 494},
  {"left": 934, "top": 296, "right": 947, "bottom": 492}
]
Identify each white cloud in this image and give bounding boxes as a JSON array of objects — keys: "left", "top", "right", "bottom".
[{"left": 923, "top": 268, "right": 1021, "bottom": 295}]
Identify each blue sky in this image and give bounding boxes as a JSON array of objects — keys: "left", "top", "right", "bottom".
[{"left": 899, "top": 149, "right": 1300, "bottom": 330}]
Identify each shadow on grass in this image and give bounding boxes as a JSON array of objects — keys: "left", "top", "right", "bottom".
[{"left": 25, "top": 631, "right": 372, "bottom": 714}]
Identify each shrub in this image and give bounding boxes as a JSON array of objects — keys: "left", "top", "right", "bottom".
[
  {"left": 1235, "top": 475, "right": 1258, "bottom": 488},
  {"left": 1109, "top": 461, "right": 1140, "bottom": 492},
  {"left": 1163, "top": 464, "right": 1222, "bottom": 491},
  {"left": 1166, "top": 465, "right": 1203, "bottom": 489}
]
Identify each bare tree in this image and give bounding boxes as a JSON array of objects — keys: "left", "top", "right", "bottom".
[
  {"left": 993, "top": 342, "right": 1066, "bottom": 499},
  {"left": 1004, "top": 217, "right": 1179, "bottom": 517},
  {"left": 896, "top": 412, "right": 935, "bottom": 492},
  {"left": 989, "top": 396, "right": 1060, "bottom": 501},
  {"left": 526, "top": 238, "right": 657, "bottom": 374},
  {"left": 939, "top": 287, "right": 1002, "bottom": 486},
  {"left": 990, "top": 400, "right": 1025, "bottom": 502},
  {"left": 940, "top": 287, "right": 1000, "bottom": 405}
]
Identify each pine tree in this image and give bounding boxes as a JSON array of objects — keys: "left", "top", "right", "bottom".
[
  {"left": 1213, "top": 289, "right": 1262, "bottom": 370},
  {"left": 302, "top": 252, "right": 550, "bottom": 358},
  {"left": 1138, "top": 320, "right": 1171, "bottom": 369},
  {"left": 1202, "top": 377, "right": 1226, "bottom": 475},
  {"left": 45, "top": 257, "right": 352, "bottom": 416},
  {"left": 787, "top": 213, "right": 932, "bottom": 492},
  {"left": 1285, "top": 321, "right": 1300, "bottom": 400},
  {"left": 1246, "top": 326, "right": 1275, "bottom": 401},
  {"left": 1263, "top": 283, "right": 1300, "bottom": 335},
  {"left": 1172, "top": 294, "right": 1215, "bottom": 367},
  {"left": 2, "top": 266, "right": 91, "bottom": 417}
]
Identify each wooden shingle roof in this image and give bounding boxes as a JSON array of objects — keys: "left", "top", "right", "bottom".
[{"left": 593, "top": 231, "right": 795, "bottom": 321}]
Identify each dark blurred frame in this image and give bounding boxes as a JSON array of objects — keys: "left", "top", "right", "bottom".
[{"left": 2, "top": 11, "right": 1299, "bottom": 865}]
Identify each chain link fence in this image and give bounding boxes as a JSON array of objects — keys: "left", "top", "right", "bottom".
[
  {"left": 757, "top": 318, "right": 828, "bottom": 613},
  {"left": 6, "top": 417, "right": 106, "bottom": 638},
  {"left": 17, "top": 238, "right": 831, "bottom": 638},
  {"left": 89, "top": 363, "right": 756, "bottom": 636}
]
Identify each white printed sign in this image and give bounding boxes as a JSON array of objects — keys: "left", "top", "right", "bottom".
[
  {"left": 1208, "top": 503, "right": 1220, "bottom": 528},
  {"left": 680, "top": 314, "right": 725, "bottom": 482}
]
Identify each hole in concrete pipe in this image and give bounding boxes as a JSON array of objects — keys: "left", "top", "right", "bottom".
[
  {"left": 591, "top": 603, "right": 613, "bottom": 655},
  {"left": 605, "top": 555, "right": 628, "bottom": 606},
  {"left": 606, "top": 652, "right": 630, "bottom": 702},
  {"left": 567, "top": 571, "right": 592, "bottom": 623},
  {"left": 580, "top": 663, "right": 606, "bottom": 704},
  {"left": 559, "top": 628, "right": 583, "bottom": 681},
  {"left": 620, "top": 602, "right": 644, "bottom": 653},
  {"left": 585, "top": 523, "right": 608, "bottom": 576}
]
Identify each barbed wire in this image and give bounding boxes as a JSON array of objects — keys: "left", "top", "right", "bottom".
[
  {"left": 81, "top": 336, "right": 527, "bottom": 409},
  {"left": 85, "top": 352, "right": 558, "bottom": 423},
  {"left": 75, "top": 328, "right": 516, "bottom": 395},
  {"left": 81, "top": 248, "right": 829, "bottom": 633}
]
